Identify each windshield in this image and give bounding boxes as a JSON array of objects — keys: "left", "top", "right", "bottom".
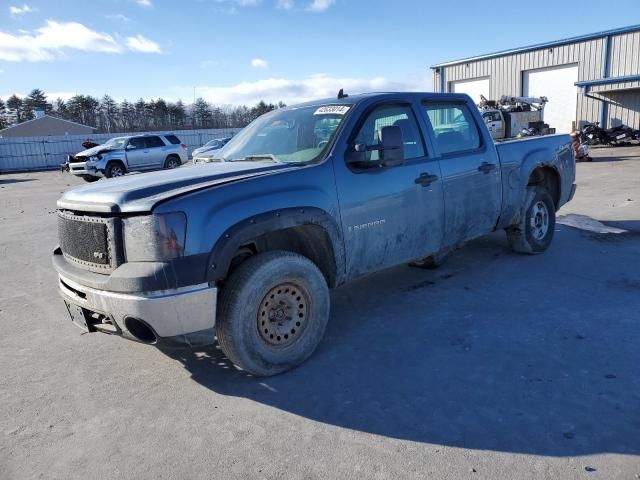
[
  {"left": 204, "top": 139, "right": 221, "bottom": 148},
  {"left": 219, "top": 104, "right": 351, "bottom": 163},
  {"left": 103, "top": 137, "right": 127, "bottom": 149}
]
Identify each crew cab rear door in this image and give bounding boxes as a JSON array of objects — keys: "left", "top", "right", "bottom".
[
  {"left": 334, "top": 101, "right": 445, "bottom": 277},
  {"left": 422, "top": 101, "right": 502, "bottom": 245}
]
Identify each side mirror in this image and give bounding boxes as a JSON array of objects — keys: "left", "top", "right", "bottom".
[
  {"left": 346, "top": 126, "right": 404, "bottom": 168},
  {"left": 126, "top": 144, "right": 136, "bottom": 150},
  {"left": 379, "top": 125, "right": 404, "bottom": 167}
]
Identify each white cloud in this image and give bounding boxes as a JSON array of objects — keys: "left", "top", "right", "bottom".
[
  {"left": 9, "top": 4, "right": 36, "bottom": 16},
  {"left": 106, "top": 14, "right": 132, "bottom": 22},
  {"left": 276, "top": 0, "right": 294, "bottom": 9},
  {"left": 0, "top": 21, "right": 162, "bottom": 61},
  {"left": 126, "top": 34, "right": 162, "bottom": 53},
  {"left": 133, "top": 0, "right": 153, "bottom": 6},
  {"left": 251, "top": 58, "right": 269, "bottom": 69},
  {"left": 306, "top": 0, "right": 334, "bottom": 12},
  {"left": 177, "top": 73, "right": 430, "bottom": 106}
]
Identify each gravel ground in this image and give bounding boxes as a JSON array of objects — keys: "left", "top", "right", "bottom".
[{"left": 1, "top": 147, "right": 639, "bottom": 480}]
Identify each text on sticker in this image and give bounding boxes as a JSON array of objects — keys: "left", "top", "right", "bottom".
[{"left": 314, "top": 105, "right": 351, "bottom": 115}]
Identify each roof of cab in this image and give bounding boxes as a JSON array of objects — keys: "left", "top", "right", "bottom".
[{"left": 287, "top": 91, "right": 472, "bottom": 109}]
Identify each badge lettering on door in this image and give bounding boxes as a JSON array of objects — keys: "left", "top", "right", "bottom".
[{"left": 348, "top": 219, "right": 386, "bottom": 232}]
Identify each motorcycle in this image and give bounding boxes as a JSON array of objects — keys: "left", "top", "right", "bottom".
[{"left": 581, "top": 122, "right": 635, "bottom": 146}]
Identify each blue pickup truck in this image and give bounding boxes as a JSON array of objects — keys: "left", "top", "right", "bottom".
[{"left": 53, "top": 92, "right": 576, "bottom": 375}]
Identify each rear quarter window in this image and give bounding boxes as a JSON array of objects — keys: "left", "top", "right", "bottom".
[{"left": 164, "top": 135, "right": 181, "bottom": 145}]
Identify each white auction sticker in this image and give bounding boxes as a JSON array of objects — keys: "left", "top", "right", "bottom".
[{"left": 314, "top": 105, "right": 351, "bottom": 115}]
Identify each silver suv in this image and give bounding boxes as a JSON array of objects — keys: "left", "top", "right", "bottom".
[{"left": 67, "top": 134, "right": 188, "bottom": 182}]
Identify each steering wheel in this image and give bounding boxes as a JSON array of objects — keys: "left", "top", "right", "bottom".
[{"left": 317, "top": 140, "right": 329, "bottom": 149}]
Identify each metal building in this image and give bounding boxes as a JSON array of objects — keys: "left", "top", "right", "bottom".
[{"left": 431, "top": 25, "right": 640, "bottom": 133}]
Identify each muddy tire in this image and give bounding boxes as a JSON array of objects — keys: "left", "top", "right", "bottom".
[
  {"left": 105, "top": 162, "right": 126, "bottom": 178},
  {"left": 217, "top": 251, "right": 330, "bottom": 376},
  {"left": 506, "top": 185, "right": 556, "bottom": 254}
]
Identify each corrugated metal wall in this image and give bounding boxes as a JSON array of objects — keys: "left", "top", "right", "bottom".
[
  {"left": 0, "top": 128, "right": 241, "bottom": 173},
  {"left": 433, "top": 29, "right": 640, "bottom": 128}
]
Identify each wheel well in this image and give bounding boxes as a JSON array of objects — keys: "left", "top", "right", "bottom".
[
  {"left": 528, "top": 166, "right": 560, "bottom": 209},
  {"left": 228, "top": 225, "right": 337, "bottom": 287}
]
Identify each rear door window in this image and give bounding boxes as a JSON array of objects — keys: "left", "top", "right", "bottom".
[
  {"left": 145, "top": 136, "right": 165, "bottom": 148},
  {"left": 423, "top": 103, "right": 482, "bottom": 155}
]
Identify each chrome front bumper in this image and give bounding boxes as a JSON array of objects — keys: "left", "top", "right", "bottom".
[
  {"left": 58, "top": 274, "right": 217, "bottom": 347},
  {"left": 68, "top": 161, "right": 103, "bottom": 177}
]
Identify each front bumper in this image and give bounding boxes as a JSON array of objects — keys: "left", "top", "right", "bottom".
[
  {"left": 66, "top": 160, "right": 103, "bottom": 177},
  {"left": 57, "top": 274, "right": 217, "bottom": 347}
]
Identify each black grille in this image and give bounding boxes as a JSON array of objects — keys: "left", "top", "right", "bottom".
[{"left": 58, "top": 213, "right": 111, "bottom": 267}]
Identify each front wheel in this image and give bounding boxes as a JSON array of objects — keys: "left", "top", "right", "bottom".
[
  {"left": 216, "top": 251, "right": 330, "bottom": 376},
  {"left": 105, "top": 162, "right": 126, "bottom": 178},
  {"left": 506, "top": 185, "right": 556, "bottom": 254}
]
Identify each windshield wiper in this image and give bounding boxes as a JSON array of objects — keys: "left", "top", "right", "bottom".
[{"left": 235, "top": 154, "right": 280, "bottom": 163}]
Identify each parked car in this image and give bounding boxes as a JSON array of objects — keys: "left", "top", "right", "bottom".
[
  {"left": 191, "top": 137, "right": 231, "bottom": 162},
  {"left": 65, "top": 134, "right": 188, "bottom": 182},
  {"left": 53, "top": 92, "right": 576, "bottom": 376}
]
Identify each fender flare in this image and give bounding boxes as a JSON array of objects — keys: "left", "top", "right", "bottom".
[{"left": 206, "top": 207, "right": 346, "bottom": 286}]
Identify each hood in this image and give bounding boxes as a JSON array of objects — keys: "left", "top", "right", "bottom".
[
  {"left": 58, "top": 161, "right": 293, "bottom": 213},
  {"left": 192, "top": 145, "right": 219, "bottom": 156},
  {"left": 75, "top": 144, "right": 118, "bottom": 157}
]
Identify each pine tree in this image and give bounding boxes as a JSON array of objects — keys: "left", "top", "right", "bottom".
[
  {"left": 24, "top": 88, "right": 51, "bottom": 118},
  {"left": 6, "top": 94, "right": 24, "bottom": 123}
]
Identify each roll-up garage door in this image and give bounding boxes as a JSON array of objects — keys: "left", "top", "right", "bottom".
[
  {"left": 523, "top": 64, "right": 579, "bottom": 133},
  {"left": 450, "top": 77, "right": 490, "bottom": 105}
]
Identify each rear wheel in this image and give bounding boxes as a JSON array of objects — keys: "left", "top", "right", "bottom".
[
  {"left": 217, "top": 251, "right": 330, "bottom": 376},
  {"left": 164, "top": 156, "right": 181, "bottom": 169},
  {"left": 105, "top": 162, "right": 126, "bottom": 178},
  {"left": 506, "top": 185, "right": 556, "bottom": 254}
]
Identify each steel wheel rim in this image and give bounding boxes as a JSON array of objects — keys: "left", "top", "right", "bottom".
[
  {"left": 111, "top": 166, "right": 124, "bottom": 177},
  {"left": 257, "top": 282, "right": 309, "bottom": 348},
  {"left": 530, "top": 200, "right": 549, "bottom": 240}
]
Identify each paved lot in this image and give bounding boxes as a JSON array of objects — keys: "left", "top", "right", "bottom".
[{"left": 1, "top": 147, "right": 639, "bottom": 479}]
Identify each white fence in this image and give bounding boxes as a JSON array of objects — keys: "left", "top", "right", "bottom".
[{"left": 0, "top": 128, "right": 242, "bottom": 173}]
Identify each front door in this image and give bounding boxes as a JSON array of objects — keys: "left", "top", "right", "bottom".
[
  {"left": 423, "top": 102, "right": 502, "bottom": 246},
  {"left": 334, "top": 102, "right": 445, "bottom": 277},
  {"left": 125, "top": 137, "right": 150, "bottom": 170},
  {"left": 482, "top": 111, "right": 505, "bottom": 139}
]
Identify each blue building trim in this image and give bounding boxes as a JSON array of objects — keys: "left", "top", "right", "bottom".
[
  {"left": 575, "top": 74, "right": 640, "bottom": 87},
  {"left": 430, "top": 24, "right": 640, "bottom": 69}
]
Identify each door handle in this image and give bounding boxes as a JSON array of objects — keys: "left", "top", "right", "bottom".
[
  {"left": 415, "top": 172, "right": 438, "bottom": 186},
  {"left": 478, "top": 162, "right": 496, "bottom": 174}
]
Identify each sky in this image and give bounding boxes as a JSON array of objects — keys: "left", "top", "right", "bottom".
[{"left": 1, "top": 0, "right": 639, "bottom": 106}]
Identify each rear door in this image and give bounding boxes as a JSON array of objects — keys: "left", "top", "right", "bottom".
[
  {"left": 422, "top": 101, "right": 502, "bottom": 246},
  {"left": 144, "top": 136, "right": 168, "bottom": 169},
  {"left": 334, "top": 101, "right": 445, "bottom": 277}
]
